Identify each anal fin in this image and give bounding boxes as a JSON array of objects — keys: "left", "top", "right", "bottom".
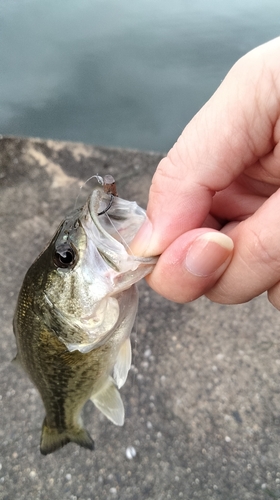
[
  {"left": 40, "top": 418, "right": 94, "bottom": 455},
  {"left": 91, "top": 376, "right": 124, "bottom": 426}
]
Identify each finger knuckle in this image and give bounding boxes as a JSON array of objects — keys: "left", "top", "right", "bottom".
[{"left": 246, "top": 226, "right": 280, "bottom": 272}]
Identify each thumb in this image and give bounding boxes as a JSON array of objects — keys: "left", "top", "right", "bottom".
[{"left": 146, "top": 229, "right": 234, "bottom": 303}]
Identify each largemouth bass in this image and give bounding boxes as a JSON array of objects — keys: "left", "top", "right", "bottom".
[{"left": 13, "top": 175, "right": 156, "bottom": 455}]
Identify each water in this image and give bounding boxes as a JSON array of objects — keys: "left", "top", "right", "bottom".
[{"left": 1, "top": 0, "right": 280, "bottom": 152}]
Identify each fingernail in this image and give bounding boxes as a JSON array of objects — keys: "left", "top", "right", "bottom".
[
  {"left": 129, "top": 218, "right": 153, "bottom": 256},
  {"left": 185, "top": 232, "right": 234, "bottom": 277}
]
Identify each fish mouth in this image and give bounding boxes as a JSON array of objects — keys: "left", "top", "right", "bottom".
[
  {"left": 84, "top": 177, "right": 158, "bottom": 276},
  {"left": 88, "top": 179, "right": 146, "bottom": 249}
]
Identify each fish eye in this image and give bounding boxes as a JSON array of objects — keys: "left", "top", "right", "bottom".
[{"left": 53, "top": 244, "right": 77, "bottom": 269}]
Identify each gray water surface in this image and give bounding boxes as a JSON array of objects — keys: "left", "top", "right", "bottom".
[{"left": 1, "top": 0, "right": 280, "bottom": 151}]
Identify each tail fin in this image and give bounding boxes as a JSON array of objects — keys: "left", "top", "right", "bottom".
[{"left": 40, "top": 418, "right": 94, "bottom": 455}]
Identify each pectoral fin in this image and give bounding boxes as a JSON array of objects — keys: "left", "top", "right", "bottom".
[
  {"left": 91, "top": 377, "right": 124, "bottom": 426},
  {"left": 113, "top": 338, "right": 132, "bottom": 389}
]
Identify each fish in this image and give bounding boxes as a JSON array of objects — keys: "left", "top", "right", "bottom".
[{"left": 13, "top": 175, "right": 156, "bottom": 455}]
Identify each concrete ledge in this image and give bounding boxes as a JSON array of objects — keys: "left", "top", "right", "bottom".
[{"left": 1, "top": 136, "right": 280, "bottom": 499}]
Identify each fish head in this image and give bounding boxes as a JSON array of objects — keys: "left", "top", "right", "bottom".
[{"left": 39, "top": 179, "right": 157, "bottom": 353}]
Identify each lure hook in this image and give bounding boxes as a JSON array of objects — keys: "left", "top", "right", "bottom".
[{"left": 97, "top": 175, "right": 118, "bottom": 216}]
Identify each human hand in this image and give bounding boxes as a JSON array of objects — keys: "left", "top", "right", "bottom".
[{"left": 130, "top": 37, "right": 280, "bottom": 309}]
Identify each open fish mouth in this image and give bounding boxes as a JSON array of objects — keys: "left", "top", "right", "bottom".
[{"left": 85, "top": 175, "right": 158, "bottom": 279}]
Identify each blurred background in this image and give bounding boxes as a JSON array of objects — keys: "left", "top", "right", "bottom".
[{"left": 1, "top": 0, "right": 280, "bottom": 153}]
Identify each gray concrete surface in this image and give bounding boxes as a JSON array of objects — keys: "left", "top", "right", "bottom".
[{"left": 1, "top": 136, "right": 280, "bottom": 500}]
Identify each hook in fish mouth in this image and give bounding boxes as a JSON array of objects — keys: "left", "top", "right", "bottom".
[
  {"left": 97, "top": 175, "right": 118, "bottom": 216},
  {"left": 97, "top": 193, "right": 114, "bottom": 216}
]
